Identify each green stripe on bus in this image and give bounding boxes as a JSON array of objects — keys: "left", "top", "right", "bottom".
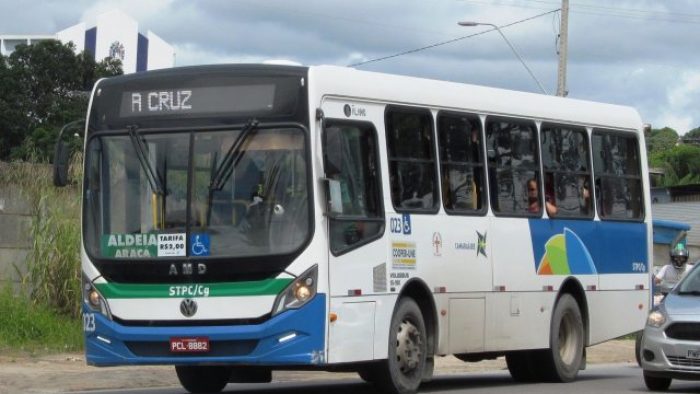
[{"left": 94, "top": 278, "right": 292, "bottom": 299}]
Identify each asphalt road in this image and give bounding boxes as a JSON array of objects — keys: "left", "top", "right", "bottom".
[{"left": 72, "top": 364, "right": 700, "bottom": 394}]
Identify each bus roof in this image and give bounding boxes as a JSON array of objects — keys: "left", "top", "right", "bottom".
[{"left": 308, "top": 65, "right": 643, "bottom": 131}]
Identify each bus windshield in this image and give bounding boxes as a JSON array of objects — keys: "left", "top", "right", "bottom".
[{"left": 83, "top": 126, "right": 310, "bottom": 260}]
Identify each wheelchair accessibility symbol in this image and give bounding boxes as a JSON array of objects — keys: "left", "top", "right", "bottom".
[{"left": 190, "top": 234, "right": 210, "bottom": 256}]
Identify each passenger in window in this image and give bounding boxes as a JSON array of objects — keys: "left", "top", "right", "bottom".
[
  {"left": 580, "top": 179, "right": 592, "bottom": 215},
  {"left": 543, "top": 173, "right": 558, "bottom": 217},
  {"left": 527, "top": 178, "right": 557, "bottom": 216}
]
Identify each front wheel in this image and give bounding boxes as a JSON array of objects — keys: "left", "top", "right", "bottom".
[
  {"left": 175, "top": 365, "right": 230, "bottom": 393},
  {"left": 643, "top": 371, "right": 672, "bottom": 391},
  {"left": 375, "top": 298, "right": 427, "bottom": 394},
  {"left": 635, "top": 331, "right": 643, "bottom": 367},
  {"left": 540, "top": 293, "right": 585, "bottom": 382}
]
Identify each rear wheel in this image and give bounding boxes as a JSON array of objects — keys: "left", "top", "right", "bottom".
[
  {"left": 643, "top": 372, "right": 672, "bottom": 391},
  {"left": 356, "top": 361, "right": 381, "bottom": 383},
  {"left": 375, "top": 298, "right": 427, "bottom": 394},
  {"left": 506, "top": 351, "right": 540, "bottom": 382},
  {"left": 357, "top": 367, "right": 377, "bottom": 383},
  {"left": 539, "top": 294, "right": 585, "bottom": 382},
  {"left": 175, "top": 365, "right": 230, "bottom": 393}
]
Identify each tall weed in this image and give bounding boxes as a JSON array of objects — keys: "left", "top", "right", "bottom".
[{"left": 1, "top": 157, "right": 82, "bottom": 317}]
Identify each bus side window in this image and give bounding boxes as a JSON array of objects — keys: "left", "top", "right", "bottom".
[
  {"left": 540, "top": 123, "right": 593, "bottom": 219},
  {"left": 591, "top": 130, "right": 644, "bottom": 220},
  {"left": 323, "top": 121, "right": 384, "bottom": 255},
  {"left": 385, "top": 106, "right": 438, "bottom": 213},
  {"left": 485, "top": 117, "right": 540, "bottom": 217},
  {"left": 437, "top": 111, "right": 486, "bottom": 214}
]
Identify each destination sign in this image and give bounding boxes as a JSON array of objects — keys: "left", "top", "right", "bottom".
[{"left": 119, "top": 84, "right": 276, "bottom": 117}]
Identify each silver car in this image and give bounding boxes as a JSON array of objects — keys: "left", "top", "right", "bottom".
[{"left": 641, "top": 262, "right": 700, "bottom": 391}]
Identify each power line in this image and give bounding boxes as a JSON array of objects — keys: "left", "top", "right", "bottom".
[
  {"left": 459, "top": 0, "right": 700, "bottom": 24},
  {"left": 526, "top": 0, "right": 700, "bottom": 18},
  {"left": 349, "top": 8, "right": 559, "bottom": 68}
]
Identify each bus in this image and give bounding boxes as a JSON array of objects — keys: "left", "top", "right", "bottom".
[{"left": 54, "top": 64, "right": 652, "bottom": 394}]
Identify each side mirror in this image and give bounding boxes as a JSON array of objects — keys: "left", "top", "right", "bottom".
[
  {"left": 321, "top": 177, "right": 343, "bottom": 217},
  {"left": 52, "top": 119, "right": 84, "bottom": 187}
]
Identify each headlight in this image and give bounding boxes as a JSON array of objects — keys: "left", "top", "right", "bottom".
[
  {"left": 646, "top": 310, "right": 666, "bottom": 328},
  {"left": 272, "top": 265, "right": 318, "bottom": 316},
  {"left": 82, "top": 274, "right": 112, "bottom": 318}
]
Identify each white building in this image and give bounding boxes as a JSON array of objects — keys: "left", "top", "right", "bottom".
[{"left": 0, "top": 10, "right": 174, "bottom": 74}]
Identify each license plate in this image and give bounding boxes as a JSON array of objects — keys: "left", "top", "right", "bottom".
[
  {"left": 688, "top": 349, "right": 700, "bottom": 359},
  {"left": 170, "top": 337, "right": 210, "bottom": 353}
]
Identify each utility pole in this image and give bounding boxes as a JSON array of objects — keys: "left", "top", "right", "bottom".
[{"left": 556, "top": 0, "right": 569, "bottom": 97}]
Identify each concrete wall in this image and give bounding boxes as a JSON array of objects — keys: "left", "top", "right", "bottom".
[{"left": 0, "top": 186, "right": 33, "bottom": 287}]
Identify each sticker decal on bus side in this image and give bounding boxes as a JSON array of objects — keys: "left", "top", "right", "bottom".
[
  {"left": 389, "top": 214, "right": 411, "bottom": 235},
  {"left": 537, "top": 228, "right": 596, "bottom": 275},
  {"left": 392, "top": 241, "right": 416, "bottom": 270}
]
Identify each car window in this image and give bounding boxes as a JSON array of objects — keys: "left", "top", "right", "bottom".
[{"left": 678, "top": 264, "right": 700, "bottom": 294}]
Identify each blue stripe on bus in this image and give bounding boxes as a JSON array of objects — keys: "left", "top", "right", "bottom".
[
  {"left": 528, "top": 219, "right": 648, "bottom": 274},
  {"left": 84, "top": 294, "right": 326, "bottom": 366}
]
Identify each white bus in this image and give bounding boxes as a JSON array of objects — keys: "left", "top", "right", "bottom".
[{"left": 56, "top": 64, "right": 652, "bottom": 394}]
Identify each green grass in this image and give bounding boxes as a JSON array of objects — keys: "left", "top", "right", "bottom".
[{"left": 0, "top": 285, "right": 83, "bottom": 353}]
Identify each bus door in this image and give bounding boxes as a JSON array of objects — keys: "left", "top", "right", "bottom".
[{"left": 321, "top": 100, "right": 387, "bottom": 363}]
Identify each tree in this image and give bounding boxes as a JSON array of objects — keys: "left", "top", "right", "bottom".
[
  {"left": 683, "top": 127, "right": 700, "bottom": 145},
  {"left": 0, "top": 53, "right": 26, "bottom": 159},
  {"left": 0, "top": 40, "right": 122, "bottom": 161},
  {"left": 650, "top": 144, "right": 700, "bottom": 186},
  {"left": 646, "top": 127, "right": 679, "bottom": 155}
]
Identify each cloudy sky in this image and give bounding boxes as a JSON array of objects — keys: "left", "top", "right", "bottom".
[{"left": 2, "top": 0, "right": 699, "bottom": 133}]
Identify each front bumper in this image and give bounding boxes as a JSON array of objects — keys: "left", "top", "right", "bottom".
[
  {"left": 84, "top": 294, "right": 326, "bottom": 367},
  {"left": 641, "top": 323, "right": 700, "bottom": 380}
]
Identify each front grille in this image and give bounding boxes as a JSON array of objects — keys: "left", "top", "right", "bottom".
[
  {"left": 125, "top": 340, "right": 258, "bottom": 357},
  {"left": 113, "top": 314, "right": 271, "bottom": 327},
  {"left": 667, "top": 356, "right": 700, "bottom": 368},
  {"left": 666, "top": 323, "right": 700, "bottom": 340}
]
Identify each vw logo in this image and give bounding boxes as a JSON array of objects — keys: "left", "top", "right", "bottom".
[{"left": 180, "top": 298, "right": 198, "bottom": 317}]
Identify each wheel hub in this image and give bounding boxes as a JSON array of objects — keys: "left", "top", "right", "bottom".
[
  {"left": 396, "top": 320, "right": 422, "bottom": 374},
  {"left": 558, "top": 311, "right": 580, "bottom": 365}
]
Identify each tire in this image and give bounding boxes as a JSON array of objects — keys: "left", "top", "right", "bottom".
[
  {"left": 539, "top": 293, "right": 585, "bottom": 382},
  {"left": 357, "top": 367, "right": 377, "bottom": 383},
  {"left": 643, "top": 371, "right": 672, "bottom": 391},
  {"left": 375, "top": 298, "right": 427, "bottom": 394},
  {"left": 175, "top": 365, "right": 231, "bottom": 393},
  {"left": 506, "top": 351, "right": 539, "bottom": 382},
  {"left": 229, "top": 366, "right": 272, "bottom": 383},
  {"left": 356, "top": 361, "right": 381, "bottom": 383},
  {"left": 422, "top": 356, "right": 434, "bottom": 383},
  {"left": 635, "top": 331, "right": 643, "bottom": 367}
]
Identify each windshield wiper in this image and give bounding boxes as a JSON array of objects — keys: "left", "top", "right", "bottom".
[
  {"left": 209, "top": 118, "right": 259, "bottom": 191},
  {"left": 128, "top": 126, "right": 165, "bottom": 195},
  {"left": 677, "top": 290, "right": 700, "bottom": 296}
]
